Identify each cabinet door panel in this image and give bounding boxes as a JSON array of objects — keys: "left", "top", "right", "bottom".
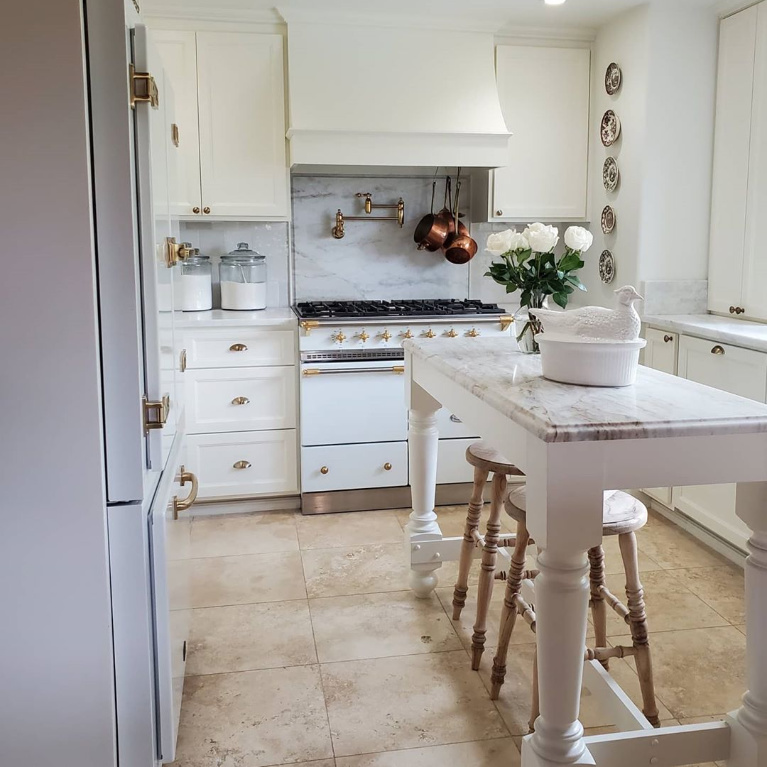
[
  {"left": 742, "top": 3, "right": 767, "bottom": 320},
  {"left": 151, "top": 30, "right": 203, "bottom": 216},
  {"left": 708, "top": 7, "right": 758, "bottom": 315},
  {"left": 493, "top": 46, "right": 590, "bottom": 220},
  {"left": 196, "top": 32, "right": 288, "bottom": 218}
]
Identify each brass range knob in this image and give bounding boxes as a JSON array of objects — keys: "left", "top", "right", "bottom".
[
  {"left": 445, "top": 328, "right": 458, "bottom": 338},
  {"left": 383, "top": 462, "right": 392, "bottom": 471},
  {"left": 320, "top": 466, "right": 329, "bottom": 475},
  {"left": 467, "top": 328, "right": 480, "bottom": 338},
  {"left": 381, "top": 329, "right": 392, "bottom": 342},
  {"left": 332, "top": 331, "right": 346, "bottom": 344},
  {"left": 423, "top": 329, "right": 436, "bottom": 339},
  {"left": 358, "top": 330, "right": 370, "bottom": 342},
  {"left": 401, "top": 329, "right": 414, "bottom": 339}
]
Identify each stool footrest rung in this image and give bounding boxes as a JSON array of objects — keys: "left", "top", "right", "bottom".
[{"left": 599, "top": 584, "right": 630, "bottom": 622}]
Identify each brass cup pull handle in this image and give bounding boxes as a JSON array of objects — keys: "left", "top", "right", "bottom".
[
  {"left": 711, "top": 345, "right": 726, "bottom": 355},
  {"left": 449, "top": 414, "right": 462, "bottom": 423},
  {"left": 383, "top": 462, "right": 392, "bottom": 471},
  {"left": 232, "top": 396, "right": 250, "bottom": 406},
  {"left": 173, "top": 466, "right": 199, "bottom": 519},
  {"left": 233, "top": 460, "right": 251, "bottom": 470},
  {"left": 320, "top": 466, "right": 330, "bottom": 475},
  {"left": 229, "top": 343, "right": 248, "bottom": 352},
  {"left": 663, "top": 335, "right": 673, "bottom": 343}
]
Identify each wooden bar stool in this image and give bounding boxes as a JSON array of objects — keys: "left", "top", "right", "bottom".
[
  {"left": 451, "top": 441, "right": 525, "bottom": 669},
  {"left": 487, "top": 485, "right": 660, "bottom": 729}
]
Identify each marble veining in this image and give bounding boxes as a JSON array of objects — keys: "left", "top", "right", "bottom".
[
  {"left": 645, "top": 313, "right": 767, "bottom": 354},
  {"left": 405, "top": 337, "right": 767, "bottom": 443},
  {"left": 641, "top": 280, "right": 708, "bottom": 316}
]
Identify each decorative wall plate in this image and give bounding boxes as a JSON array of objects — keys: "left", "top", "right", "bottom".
[
  {"left": 603, "top": 156, "right": 619, "bottom": 192},
  {"left": 601, "top": 205, "right": 616, "bottom": 234},
  {"left": 600, "top": 110, "right": 621, "bottom": 146},
  {"left": 605, "top": 62, "right": 622, "bottom": 95},
  {"left": 599, "top": 250, "right": 616, "bottom": 284}
]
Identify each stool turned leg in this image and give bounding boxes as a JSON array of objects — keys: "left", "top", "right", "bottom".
[
  {"left": 490, "top": 517, "right": 530, "bottom": 698},
  {"left": 471, "top": 471, "right": 507, "bottom": 670},
  {"left": 588, "top": 545, "right": 609, "bottom": 670},
  {"left": 452, "top": 466, "right": 489, "bottom": 620},
  {"left": 619, "top": 531, "right": 660, "bottom": 727}
]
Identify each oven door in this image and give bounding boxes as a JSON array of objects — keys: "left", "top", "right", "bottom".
[{"left": 300, "top": 359, "right": 408, "bottom": 445}]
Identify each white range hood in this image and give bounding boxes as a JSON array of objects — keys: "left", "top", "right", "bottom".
[{"left": 281, "top": 15, "right": 511, "bottom": 170}]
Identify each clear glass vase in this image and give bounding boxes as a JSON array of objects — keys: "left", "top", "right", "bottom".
[{"left": 514, "top": 297, "right": 547, "bottom": 354}]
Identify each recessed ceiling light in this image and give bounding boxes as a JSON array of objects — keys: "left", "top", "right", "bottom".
[{"left": 544, "top": 0, "right": 567, "bottom": 5}]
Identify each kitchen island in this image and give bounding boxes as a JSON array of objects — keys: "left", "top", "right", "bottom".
[{"left": 404, "top": 337, "right": 767, "bottom": 767}]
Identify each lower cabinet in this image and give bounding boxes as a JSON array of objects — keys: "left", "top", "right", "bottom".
[{"left": 436, "top": 438, "right": 477, "bottom": 485}]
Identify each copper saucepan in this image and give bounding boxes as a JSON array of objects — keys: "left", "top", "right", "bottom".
[
  {"left": 414, "top": 176, "right": 456, "bottom": 252},
  {"left": 443, "top": 180, "right": 477, "bottom": 264}
]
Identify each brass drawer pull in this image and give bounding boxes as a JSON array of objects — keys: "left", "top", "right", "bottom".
[
  {"left": 450, "top": 414, "right": 462, "bottom": 423},
  {"left": 663, "top": 335, "right": 673, "bottom": 343},
  {"left": 711, "top": 345, "right": 725, "bottom": 355},
  {"left": 229, "top": 343, "right": 248, "bottom": 352},
  {"left": 730, "top": 306, "right": 745, "bottom": 315},
  {"left": 233, "top": 460, "right": 251, "bottom": 470},
  {"left": 384, "top": 462, "right": 392, "bottom": 471},
  {"left": 231, "top": 396, "right": 250, "bottom": 406},
  {"left": 320, "top": 466, "right": 329, "bottom": 475},
  {"left": 172, "top": 466, "right": 198, "bottom": 519}
]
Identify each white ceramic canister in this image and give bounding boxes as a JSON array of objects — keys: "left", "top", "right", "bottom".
[
  {"left": 219, "top": 243, "right": 267, "bottom": 311},
  {"left": 180, "top": 254, "right": 213, "bottom": 311}
]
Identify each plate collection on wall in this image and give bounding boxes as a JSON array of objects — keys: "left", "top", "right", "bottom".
[{"left": 600, "top": 63, "right": 621, "bottom": 284}]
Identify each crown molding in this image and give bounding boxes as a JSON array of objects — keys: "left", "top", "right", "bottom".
[
  {"left": 714, "top": 0, "right": 760, "bottom": 17},
  {"left": 141, "top": 4, "right": 282, "bottom": 24},
  {"left": 494, "top": 24, "right": 597, "bottom": 44}
]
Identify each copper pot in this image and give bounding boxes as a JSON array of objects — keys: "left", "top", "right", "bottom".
[
  {"left": 414, "top": 177, "right": 454, "bottom": 252},
  {"left": 443, "top": 181, "right": 477, "bottom": 264}
]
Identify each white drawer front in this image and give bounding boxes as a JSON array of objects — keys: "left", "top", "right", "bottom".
[
  {"left": 187, "top": 430, "right": 298, "bottom": 499},
  {"left": 186, "top": 367, "right": 296, "bottom": 434},
  {"left": 185, "top": 329, "right": 295, "bottom": 369},
  {"left": 435, "top": 409, "right": 478, "bottom": 439},
  {"left": 643, "top": 328, "right": 678, "bottom": 375},
  {"left": 302, "top": 442, "right": 407, "bottom": 493},
  {"left": 437, "top": 438, "right": 477, "bottom": 484}
]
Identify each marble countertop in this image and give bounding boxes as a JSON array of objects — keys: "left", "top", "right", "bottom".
[
  {"left": 644, "top": 314, "right": 767, "bottom": 353},
  {"left": 176, "top": 308, "right": 296, "bottom": 329},
  {"left": 405, "top": 337, "right": 767, "bottom": 443}
]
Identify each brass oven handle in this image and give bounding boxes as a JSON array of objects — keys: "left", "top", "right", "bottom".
[
  {"left": 303, "top": 366, "right": 404, "bottom": 376},
  {"left": 663, "top": 335, "right": 673, "bottom": 343},
  {"left": 172, "top": 466, "right": 198, "bottom": 519},
  {"left": 233, "top": 460, "right": 251, "bottom": 470},
  {"left": 229, "top": 343, "right": 248, "bottom": 352},
  {"left": 711, "top": 345, "right": 725, "bottom": 355},
  {"left": 232, "top": 396, "right": 250, "bottom": 405}
]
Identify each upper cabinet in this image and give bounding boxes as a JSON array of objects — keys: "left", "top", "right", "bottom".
[
  {"left": 152, "top": 30, "right": 289, "bottom": 220},
  {"left": 708, "top": 3, "right": 766, "bottom": 319},
  {"left": 481, "top": 45, "right": 591, "bottom": 222}
]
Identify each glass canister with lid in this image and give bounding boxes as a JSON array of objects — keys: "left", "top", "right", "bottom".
[
  {"left": 180, "top": 250, "right": 213, "bottom": 311},
  {"left": 220, "top": 242, "right": 267, "bottom": 311}
]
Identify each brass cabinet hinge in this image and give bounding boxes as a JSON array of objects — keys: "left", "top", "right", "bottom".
[
  {"left": 129, "top": 63, "right": 159, "bottom": 109},
  {"left": 143, "top": 394, "right": 170, "bottom": 434},
  {"left": 164, "top": 237, "right": 198, "bottom": 267}
]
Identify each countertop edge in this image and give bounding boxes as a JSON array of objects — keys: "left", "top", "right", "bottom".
[
  {"left": 644, "top": 314, "right": 767, "bottom": 354},
  {"left": 176, "top": 308, "right": 297, "bottom": 329}
]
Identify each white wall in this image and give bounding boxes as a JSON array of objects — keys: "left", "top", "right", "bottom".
[{"left": 0, "top": 2, "right": 116, "bottom": 765}]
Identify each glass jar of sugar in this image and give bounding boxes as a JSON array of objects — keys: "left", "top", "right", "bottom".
[
  {"left": 180, "top": 253, "right": 213, "bottom": 311},
  {"left": 219, "top": 243, "right": 267, "bottom": 311}
]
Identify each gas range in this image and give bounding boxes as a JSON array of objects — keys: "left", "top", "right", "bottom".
[{"left": 295, "top": 299, "right": 513, "bottom": 354}]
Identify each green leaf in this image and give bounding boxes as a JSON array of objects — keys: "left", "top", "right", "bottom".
[
  {"left": 553, "top": 292, "right": 569, "bottom": 309},
  {"left": 558, "top": 252, "right": 585, "bottom": 272}
]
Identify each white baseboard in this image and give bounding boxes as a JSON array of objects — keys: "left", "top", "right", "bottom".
[{"left": 190, "top": 495, "right": 301, "bottom": 517}]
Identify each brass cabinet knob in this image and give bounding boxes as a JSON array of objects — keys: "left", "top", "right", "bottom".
[
  {"left": 496, "top": 209, "right": 503, "bottom": 216},
  {"left": 730, "top": 306, "right": 736, "bottom": 314},
  {"left": 203, "top": 206, "right": 211, "bottom": 214},
  {"left": 229, "top": 343, "right": 248, "bottom": 352},
  {"left": 358, "top": 330, "right": 370, "bottom": 342},
  {"left": 381, "top": 329, "right": 392, "bottom": 342},
  {"left": 233, "top": 460, "right": 251, "bottom": 469},
  {"left": 738, "top": 306, "right": 745, "bottom": 315},
  {"left": 424, "top": 329, "right": 436, "bottom": 339},
  {"left": 320, "top": 466, "right": 329, "bottom": 475},
  {"left": 383, "top": 462, "right": 392, "bottom": 471},
  {"left": 663, "top": 335, "right": 673, "bottom": 343},
  {"left": 192, "top": 206, "right": 200, "bottom": 214},
  {"left": 172, "top": 466, "right": 198, "bottom": 519},
  {"left": 402, "top": 329, "right": 414, "bottom": 339},
  {"left": 231, "top": 396, "right": 250, "bottom": 405},
  {"left": 711, "top": 345, "right": 726, "bottom": 355},
  {"left": 445, "top": 328, "right": 458, "bottom": 338},
  {"left": 332, "top": 331, "right": 346, "bottom": 343},
  {"left": 467, "top": 328, "right": 480, "bottom": 337}
]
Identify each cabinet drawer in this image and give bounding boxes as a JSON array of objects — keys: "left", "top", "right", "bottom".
[
  {"left": 643, "top": 328, "right": 678, "bottom": 375},
  {"left": 678, "top": 335, "right": 767, "bottom": 400},
  {"left": 186, "top": 367, "right": 296, "bottom": 434},
  {"left": 435, "top": 409, "right": 478, "bottom": 439},
  {"left": 301, "top": 442, "right": 407, "bottom": 493},
  {"left": 187, "top": 430, "right": 298, "bottom": 499},
  {"left": 185, "top": 329, "right": 295, "bottom": 369},
  {"left": 437, "top": 438, "right": 477, "bottom": 485}
]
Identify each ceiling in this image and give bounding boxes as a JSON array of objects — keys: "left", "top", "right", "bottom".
[{"left": 141, "top": 0, "right": 719, "bottom": 32}]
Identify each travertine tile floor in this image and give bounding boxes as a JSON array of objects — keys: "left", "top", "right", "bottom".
[{"left": 171, "top": 505, "right": 745, "bottom": 767}]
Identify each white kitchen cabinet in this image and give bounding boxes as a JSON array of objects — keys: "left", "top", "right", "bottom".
[
  {"left": 485, "top": 45, "right": 590, "bottom": 221},
  {"left": 642, "top": 328, "right": 678, "bottom": 506},
  {"left": 185, "top": 327, "right": 295, "bottom": 369},
  {"left": 152, "top": 30, "right": 289, "bottom": 220},
  {"left": 708, "top": 4, "right": 765, "bottom": 319},
  {"left": 673, "top": 334, "right": 767, "bottom": 550}
]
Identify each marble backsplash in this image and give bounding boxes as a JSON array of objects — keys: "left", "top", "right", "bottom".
[
  {"left": 180, "top": 220, "right": 290, "bottom": 308},
  {"left": 640, "top": 279, "right": 708, "bottom": 316},
  {"left": 291, "top": 176, "right": 471, "bottom": 302}
]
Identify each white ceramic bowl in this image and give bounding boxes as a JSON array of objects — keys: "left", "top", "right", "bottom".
[{"left": 537, "top": 336, "right": 647, "bottom": 387}]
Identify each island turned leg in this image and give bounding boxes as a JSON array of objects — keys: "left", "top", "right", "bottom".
[
  {"left": 728, "top": 482, "right": 767, "bottom": 767},
  {"left": 406, "top": 382, "right": 442, "bottom": 598}
]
